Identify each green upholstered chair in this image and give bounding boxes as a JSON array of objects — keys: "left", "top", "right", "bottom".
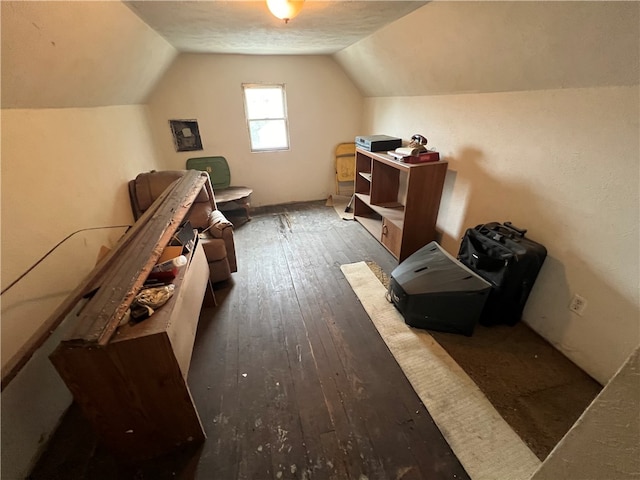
[{"left": 186, "top": 156, "right": 253, "bottom": 220}]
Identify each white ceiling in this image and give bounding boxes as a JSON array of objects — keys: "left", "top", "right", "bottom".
[{"left": 124, "top": 1, "right": 428, "bottom": 55}]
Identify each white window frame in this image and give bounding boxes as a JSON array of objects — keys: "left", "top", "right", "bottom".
[{"left": 242, "top": 83, "right": 290, "bottom": 153}]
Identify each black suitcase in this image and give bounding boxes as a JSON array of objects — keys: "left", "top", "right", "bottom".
[{"left": 457, "top": 222, "right": 547, "bottom": 326}]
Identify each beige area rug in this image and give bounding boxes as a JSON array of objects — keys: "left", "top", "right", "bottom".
[
  {"left": 326, "top": 194, "right": 354, "bottom": 220},
  {"left": 340, "top": 261, "right": 541, "bottom": 480}
]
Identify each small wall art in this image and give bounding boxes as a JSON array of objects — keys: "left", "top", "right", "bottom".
[{"left": 169, "top": 119, "right": 203, "bottom": 152}]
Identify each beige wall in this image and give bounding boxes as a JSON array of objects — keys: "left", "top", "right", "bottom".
[
  {"left": 1, "top": 106, "right": 162, "bottom": 372},
  {"left": 146, "top": 53, "right": 363, "bottom": 206},
  {"left": 361, "top": 87, "right": 639, "bottom": 385},
  {"left": 0, "top": 105, "right": 163, "bottom": 479}
]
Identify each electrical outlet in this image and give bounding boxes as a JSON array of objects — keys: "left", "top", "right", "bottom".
[{"left": 569, "top": 294, "right": 587, "bottom": 316}]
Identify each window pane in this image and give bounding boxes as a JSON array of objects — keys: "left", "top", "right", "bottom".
[
  {"left": 243, "top": 84, "right": 289, "bottom": 152},
  {"left": 249, "top": 119, "right": 288, "bottom": 150},
  {"left": 244, "top": 87, "right": 285, "bottom": 119}
]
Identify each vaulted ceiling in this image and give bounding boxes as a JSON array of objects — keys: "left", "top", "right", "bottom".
[
  {"left": 124, "top": 1, "right": 427, "bottom": 55},
  {"left": 1, "top": 0, "right": 426, "bottom": 109},
  {"left": 2, "top": 1, "right": 638, "bottom": 109}
]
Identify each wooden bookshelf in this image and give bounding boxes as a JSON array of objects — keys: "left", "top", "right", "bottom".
[{"left": 353, "top": 147, "right": 448, "bottom": 262}]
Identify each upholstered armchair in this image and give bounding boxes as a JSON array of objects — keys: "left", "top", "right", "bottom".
[{"left": 128, "top": 170, "right": 237, "bottom": 284}]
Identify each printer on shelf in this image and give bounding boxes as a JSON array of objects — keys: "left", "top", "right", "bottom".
[{"left": 355, "top": 135, "right": 402, "bottom": 152}]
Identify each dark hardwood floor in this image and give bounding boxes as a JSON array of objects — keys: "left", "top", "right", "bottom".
[{"left": 30, "top": 201, "right": 470, "bottom": 480}]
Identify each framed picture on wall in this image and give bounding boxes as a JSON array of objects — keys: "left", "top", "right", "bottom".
[{"left": 169, "top": 119, "right": 203, "bottom": 152}]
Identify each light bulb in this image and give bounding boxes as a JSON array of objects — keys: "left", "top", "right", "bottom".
[{"left": 266, "top": 0, "right": 304, "bottom": 23}]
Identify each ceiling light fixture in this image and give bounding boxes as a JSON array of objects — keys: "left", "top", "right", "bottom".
[{"left": 266, "top": 0, "right": 305, "bottom": 24}]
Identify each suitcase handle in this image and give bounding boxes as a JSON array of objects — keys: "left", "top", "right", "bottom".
[
  {"left": 504, "top": 222, "right": 527, "bottom": 237},
  {"left": 477, "top": 224, "right": 507, "bottom": 243}
]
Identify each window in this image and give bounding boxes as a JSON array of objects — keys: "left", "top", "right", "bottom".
[{"left": 242, "top": 84, "right": 290, "bottom": 152}]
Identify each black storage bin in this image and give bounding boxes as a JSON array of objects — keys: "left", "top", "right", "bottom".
[{"left": 389, "top": 242, "right": 492, "bottom": 336}]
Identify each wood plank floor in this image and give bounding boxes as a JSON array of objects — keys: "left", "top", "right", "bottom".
[{"left": 30, "top": 201, "right": 469, "bottom": 480}]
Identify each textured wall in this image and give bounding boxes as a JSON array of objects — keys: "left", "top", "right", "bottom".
[{"left": 146, "top": 53, "right": 363, "bottom": 207}]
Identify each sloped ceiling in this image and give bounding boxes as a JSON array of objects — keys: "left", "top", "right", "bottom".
[
  {"left": 1, "top": 0, "right": 426, "bottom": 109},
  {"left": 3, "top": 1, "right": 637, "bottom": 109},
  {"left": 336, "top": 1, "right": 639, "bottom": 97},
  {"left": 1, "top": 1, "right": 177, "bottom": 109}
]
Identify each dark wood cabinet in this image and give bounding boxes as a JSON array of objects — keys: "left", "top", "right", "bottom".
[
  {"left": 49, "top": 239, "right": 211, "bottom": 460},
  {"left": 48, "top": 171, "right": 215, "bottom": 461}
]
